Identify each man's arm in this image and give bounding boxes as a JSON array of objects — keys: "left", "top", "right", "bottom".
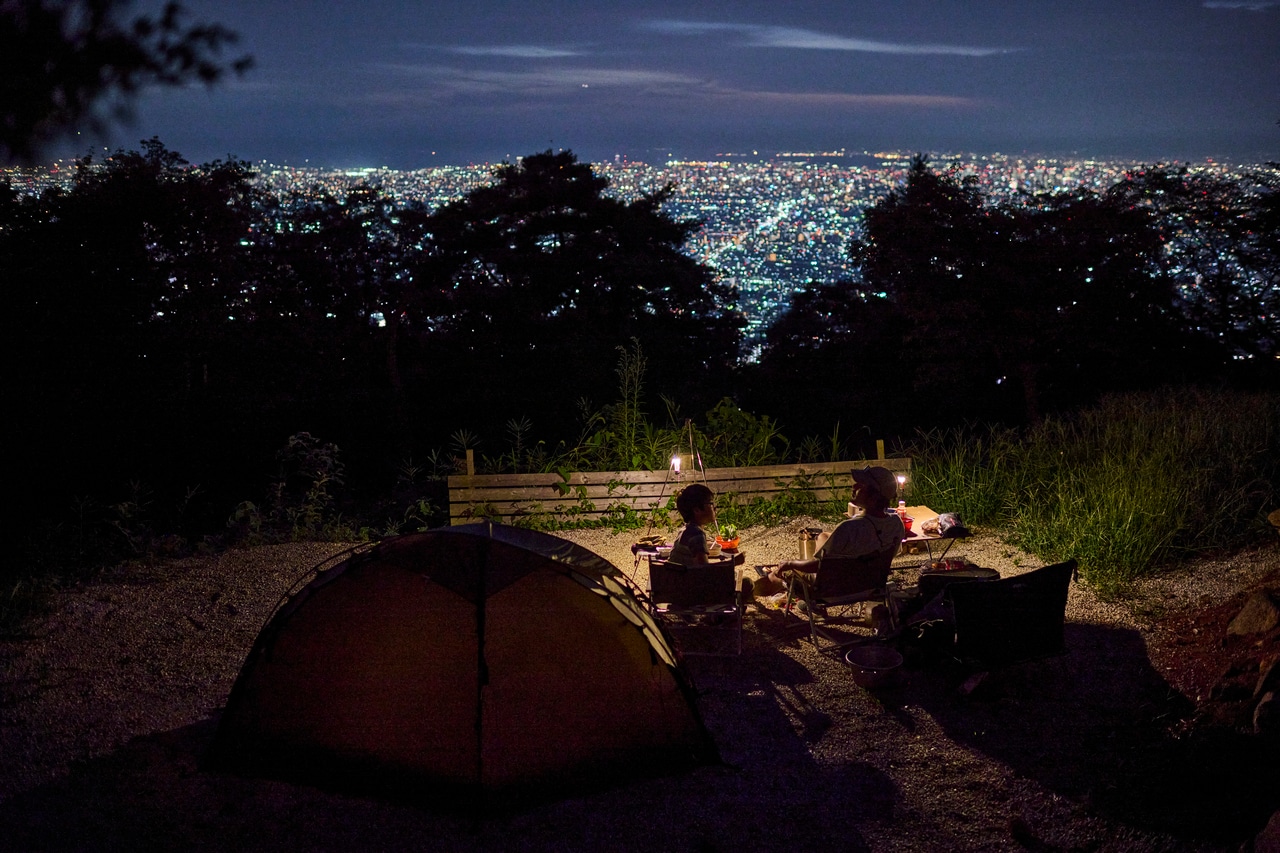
[{"left": 775, "top": 558, "right": 818, "bottom": 577}]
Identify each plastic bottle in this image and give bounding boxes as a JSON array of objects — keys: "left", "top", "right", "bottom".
[{"left": 897, "top": 500, "right": 907, "bottom": 518}]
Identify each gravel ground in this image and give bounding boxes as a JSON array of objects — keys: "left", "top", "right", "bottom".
[{"left": 1, "top": 523, "right": 1278, "bottom": 852}]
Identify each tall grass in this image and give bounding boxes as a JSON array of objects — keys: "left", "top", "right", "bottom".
[
  {"left": 899, "top": 424, "right": 1023, "bottom": 525},
  {"left": 908, "top": 389, "right": 1279, "bottom": 592}
]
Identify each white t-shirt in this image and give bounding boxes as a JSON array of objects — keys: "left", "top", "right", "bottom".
[{"left": 815, "top": 513, "right": 905, "bottom": 559}]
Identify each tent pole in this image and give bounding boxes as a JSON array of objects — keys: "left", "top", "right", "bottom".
[{"left": 687, "top": 419, "right": 719, "bottom": 535}]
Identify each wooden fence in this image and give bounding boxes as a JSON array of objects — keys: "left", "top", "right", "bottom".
[{"left": 447, "top": 455, "right": 912, "bottom": 526}]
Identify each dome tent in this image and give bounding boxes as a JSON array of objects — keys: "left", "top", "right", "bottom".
[{"left": 205, "top": 523, "right": 716, "bottom": 810}]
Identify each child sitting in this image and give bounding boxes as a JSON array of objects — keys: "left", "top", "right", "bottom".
[
  {"left": 665, "top": 484, "right": 755, "bottom": 603},
  {"left": 667, "top": 484, "right": 722, "bottom": 565}
]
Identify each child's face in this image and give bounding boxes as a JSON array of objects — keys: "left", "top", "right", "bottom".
[{"left": 694, "top": 497, "right": 716, "bottom": 525}]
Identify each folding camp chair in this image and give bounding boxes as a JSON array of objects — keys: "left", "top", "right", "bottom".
[
  {"left": 646, "top": 557, "right": 743, "bottom": 656},
  {"left": 784, "top": 547, "right": 898, "bottom": 653},
  {"left": 943, "top": 559, "right": 1078, "bottom": 671}
]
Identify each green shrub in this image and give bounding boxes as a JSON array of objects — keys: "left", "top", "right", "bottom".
[
  {"left": 909, "top": 389, "right": 1279, "bottom": 592},
  {"left": 700, "top": 398, "right": 789, "bottom": 467},
  {"left": 713, "top": 471, "right": 847, "bottom": 530}
]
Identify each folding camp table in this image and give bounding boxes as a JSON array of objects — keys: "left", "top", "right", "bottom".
[{"left": 898, "top": 505, "right": 969, "bottom": 562}]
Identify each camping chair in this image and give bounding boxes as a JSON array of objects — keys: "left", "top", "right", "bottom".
[
  {"left": 784, "top": 547, "right": 898, "bottom": 653},
  {"left": 646, "top": 558, "right": 743, "bottom": 656},
  {"left": 943, "top": 559, "right": 1078, "bottom": 671}
]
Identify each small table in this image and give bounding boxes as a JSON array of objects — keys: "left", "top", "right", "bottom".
[{"left": 898, "top": 505, "right": 968, "bottom": 562}]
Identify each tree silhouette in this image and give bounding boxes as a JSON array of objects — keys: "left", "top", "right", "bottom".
[
  {"left": 10, "top": 138, "right": 261, "bottom": 382},
  {"left": 1, "top": 0, "right": 251, "bottom": 161},
  {"left": 414, "top": 150, "right": 741, "bottom": 425},
  {"left": 847, "top": 156, "right": 1010, "bottom": 409},
  {"left": 761, "top": 155, "right": 1212, "bottom": 427},
  {"left": 747, "top": 278, "right": 910, "bottom": 441},
  {"left": 1109, "top": 164, "right": 1278, "bottom": 363},
  {"left": 265, "top": 182, "right": 434, "bottom": 447},
  {"left": 4, "top": 138, "right": 266, "bottom": 516}
]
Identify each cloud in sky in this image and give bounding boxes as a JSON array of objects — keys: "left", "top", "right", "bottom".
[
  {"left": 98, "top": 2, "right": 1275, "bottom": 166},
  {"left": 444, "top": 45, "right": 584, "bottom": 58},
  {"left": 370, "top": 64, "right": 700, "bottom": 103},
  {"left": 367, "top": 62, "right": 979, "bottom": 115},
  {"left": 645, "top": 21, "right": 1015, "bottom": 57},
  {"left": 355, "top": 18, "right": 998, "bottom": 131},
  {"left": 722, "top": 89, "right": 980, "bottom": 109}
]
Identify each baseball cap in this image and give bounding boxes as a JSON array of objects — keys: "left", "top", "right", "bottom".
[{"left": 851, "top": 466, "right": 898, "bottom": 504}]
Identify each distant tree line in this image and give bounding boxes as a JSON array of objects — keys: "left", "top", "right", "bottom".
[
  {"left": 2, "top": 141, "right": 1275, "bottom": 535},
  {"left": 744, "top": 155, "right": 1277, "bottom": 437},
  {"left": 1, "top": 142, "right": 741, "bottom": 529}
]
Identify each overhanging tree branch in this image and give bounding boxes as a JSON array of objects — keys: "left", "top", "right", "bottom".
[{"left": 1, "top": 0, "right": 251, "bottom": 161}]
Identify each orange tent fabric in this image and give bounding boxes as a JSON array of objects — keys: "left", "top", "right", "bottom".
[{"left": 205, "top": 523, "right": 715, "bottom": 808}]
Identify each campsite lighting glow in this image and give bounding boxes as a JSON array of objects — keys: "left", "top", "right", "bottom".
[{"left": 670, "top": 453, "right": 681, "bottom": 473}]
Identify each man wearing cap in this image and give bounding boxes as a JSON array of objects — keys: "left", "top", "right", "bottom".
[
  {"left": 813, "top": 466, "right": 905, "bottom": 560},
  {"left": 757, "top": 465, "right": 905, "bottom": 595}
]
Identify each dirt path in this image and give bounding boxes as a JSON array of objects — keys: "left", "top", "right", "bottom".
[{"left": 1, "top": 527, "right": 1277, "bottom": 852}]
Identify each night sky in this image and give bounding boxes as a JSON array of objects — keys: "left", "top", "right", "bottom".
[{"left": 57, "top": 0, "right": 1280, "bottom": 168}]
